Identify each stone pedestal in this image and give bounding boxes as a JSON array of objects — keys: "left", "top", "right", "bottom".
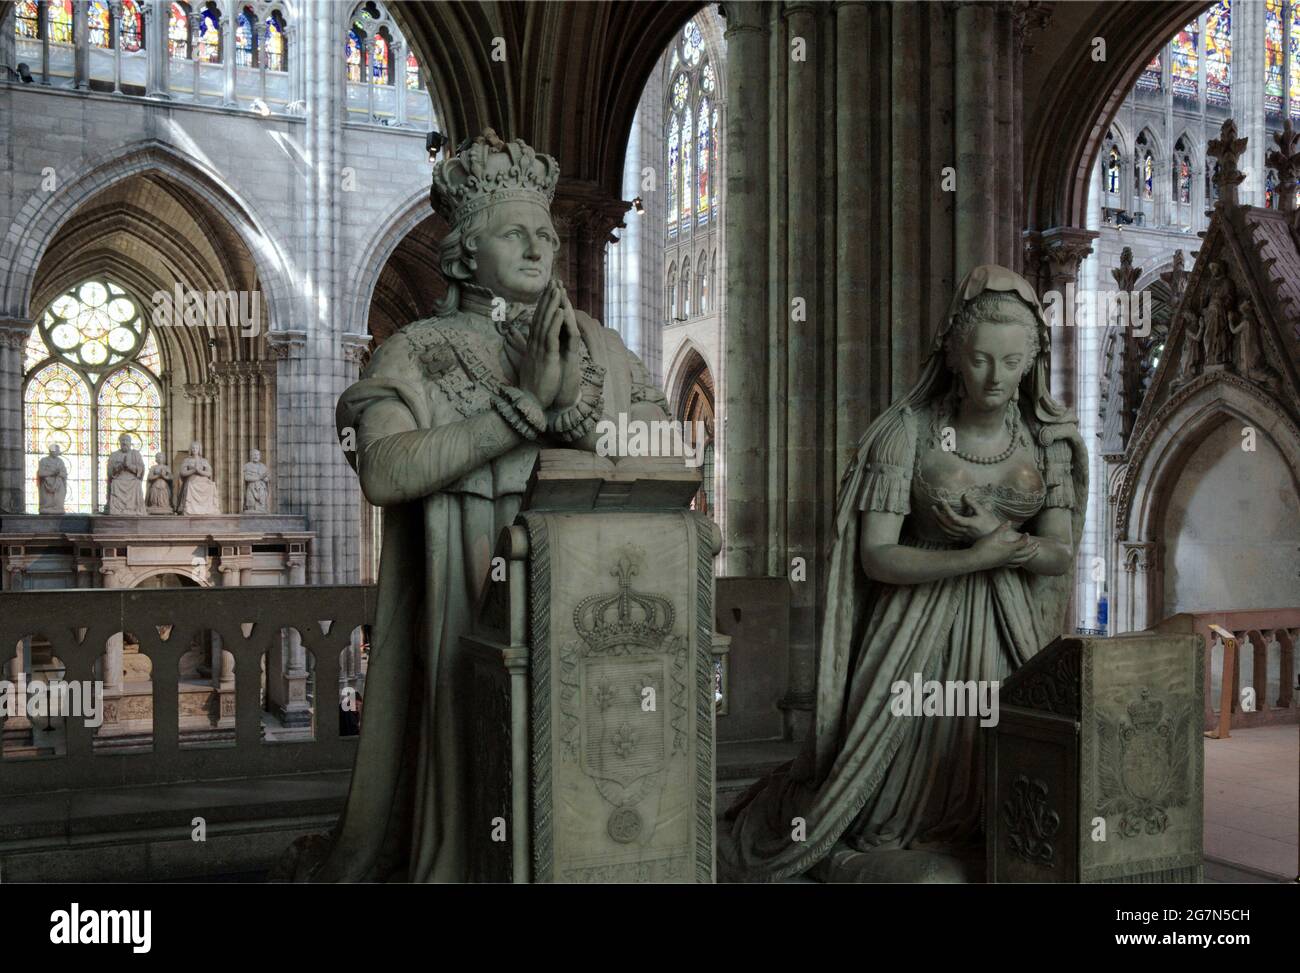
[
  {"left": 462, "top": 450, "right": 720, "bottom": 883},
  {"left": 987, "top": 630, "right": 1204, "bottom": 883}
]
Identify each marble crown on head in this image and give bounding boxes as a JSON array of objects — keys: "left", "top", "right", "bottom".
[{"left": 430, "top": 128, "right": 560, "bottom": 227}]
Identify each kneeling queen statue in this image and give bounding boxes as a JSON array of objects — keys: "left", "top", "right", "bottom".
[
  {"left": 293, "top": 130, "right": 670, "bottom": 882},
  {"left": 721, "top": 265, "right": 1087, "bottom": 883}
]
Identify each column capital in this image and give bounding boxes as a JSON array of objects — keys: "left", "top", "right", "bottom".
[
  {"left": 1121, "top": 541, "right": 1159, "bottom": 575},
  {"left": 341, "top": 332, "right": 372, "bottom": 367},
  {"left": 183, "top": 380, "right": 220, "bottom": 402},
  {"left": 551, "top": 178, "right": 631, "bottom": 247},
  {"left": 1011, "top": 1, "right": 1052, "bottom": 54},
  {"left": 0, "top": 317, "right": 34, "bottom": 349},
  {"left": 267, "top": 329, "right": 307, "bottom": 361},
  {"left": 719, "top": 1, "right": 769, "bottom": 36},
  {"left": 1039, "top": 225, "right": 1099, "bottom": 285}
]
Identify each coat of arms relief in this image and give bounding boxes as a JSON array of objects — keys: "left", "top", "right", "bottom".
[{"left": 557, "top": 545, "right": 689, "bottom": 846}]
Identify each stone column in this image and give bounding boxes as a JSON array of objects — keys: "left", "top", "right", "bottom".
[
  {"left": 39, "top": 0, "right": 50, "bottom": 85},
  {"left": 1036, "top": 226, "right": 1097, "bottom": 412},
  {"left": 393, "top": 39, "right": 406, "bottom": 125},
  {"left": 145, "top": 0, "right": 168, "bottom": 97},
  {"left": 110, "top": 0, "right": 122, "bottom": 93},
  {"left": 1232, "top": 0, "right": 1266, "bottom": 205},
  {"left": 222, "top": 6, "right": 235, "bottom": 106},
  {"left": 0, "top": 2, "right": 16, "bottom": 77},
  {"left": 279, "top": 551, "right": 310, "bottom": 726},
  {"left": 3, "top": 632, "right": 33, "bottom": 739},
  {"left": 779, "top": 0, "right": 819, "bottom": 737},
  {"left": 99, "top": 562, "right": 125, "bottom": 724},
  {"left": 73, "top": 0, "right": 88, "bottom": 89},
  {"left": 835, "top": 1, "right": 870, "bottom": 477},
  {"left": 269, "top": 3, "right": 365, "bottom": 585},
  {"left": 721, "top": 0, "right": 769, "bottom": 578},
  {"left": 954, "top": 1, "right": 996, "bottom": 277},
  {"left": 1118, "top": 541, "right": 1160, "bottom": 634},
  {"left": 551, "top": 179, "right": 630, "bottom": 319},
  {"left": 1284, "top": 1, "right": 1294, "bottom": 124},
  {"left": 0, "top": 318, "right": 32, "bottom": 514}
]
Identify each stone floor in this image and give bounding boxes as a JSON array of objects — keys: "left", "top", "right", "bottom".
[{"left": 1202, "top": 724, "right": 1298, "bottom": 882}]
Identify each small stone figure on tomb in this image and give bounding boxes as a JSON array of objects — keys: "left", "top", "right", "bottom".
[
  {"left": 176, "top": 441, "right": 221, "bottom": 514},
  {"left": 106, "top": 433, "right": 146, "bottom": 515},
  {"left": 720, "top": 266, "right": 1087, "bottom": 884},
  {"left": 242, "top": 448, "right": 271, "bottom": 513},
  {"left": 1198, "top": 261, "right": 1235, "bottom": 367},
  {"left": 37, "top": 444, "right": 68, "bottom": 514},
  {"left": 146, "top": 452, "right": 174, "bottom": 514},
  {"left": 1228, "top": 299, "right": 1269, "bottom": 385},
  {"left": 1174, "top": 310, "right": 1204, "bottom": 386}
]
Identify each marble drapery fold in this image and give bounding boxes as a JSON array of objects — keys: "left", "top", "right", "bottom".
[
  {"left": 720, "top": 266, "right": 1088, "bottom": 882},
  {"left": 309, "top": 301, "right": 668, "bottom": 883}
]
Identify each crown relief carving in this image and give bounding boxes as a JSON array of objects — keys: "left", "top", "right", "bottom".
[{"left": 572, "top": 546, "right": 676, "bottom": 655}]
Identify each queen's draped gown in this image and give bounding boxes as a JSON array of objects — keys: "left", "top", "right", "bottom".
[{"left": 721, "top": 398, "right": 1083, "bottom": 881}]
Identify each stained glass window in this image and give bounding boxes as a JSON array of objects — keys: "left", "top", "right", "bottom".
[
  {"left": 697, "top": 96, "right": 711, "bottom": 223},
  {"left": 89, "top": 1, "right": 112, "bottom": 48},
  {"left": 711, "top": 107, "right": 719, "bottom": 221},
  {"left": 236, "top": 9, "right": 256, "bottom": 67},
  {"left": 681, "top": 104, "right": 693, "bottom": 223},
  {"left": 41, "top": 281, "right": 145, "bottom": 372},
  {"left": 1205, "top": 1, "right": 1231, "bottom": 107},
  {"left": 1291, "top": 2, "right": 1300, "bottom": 119},
  {"left": 1266, "top": 0, "right": 1283, "bottom": 115},
  {"left": 346, "top": 29, "right": 364, "bottom": 83},
  {"left": 15, "top": 1, "right": 39, "bottom": 40},
  {"left": 169, "top": 3, "right": 190, "bottom": 60},
  {"left": 96, "top": 366, "right": 162, "bottom": 511},
  {"left": 1143, "top": 154, "right": 1153, "bottom": 199},
  {"left": 24, "top": 281, "right": 164, "bottom": 514},
  {"left": 672, "top": 73, "right": 688, "bottom": 111},
  {"left": 136, "top": 331, "right": 161, "bottom": 374},
  {"left": 24, "top": 326, "right": 51, "bottom": 374},
  {"left": 48, "top": 0, "right": 73, "bottom": 44},
  {"left": 196, "top": 6, "right": 221, "bottom": 63},
  {"left": 1177, "top": 158, "right": 1191, "bottom": 204},
  {"left": 373, "top": 31, "right": 391, "bottom": 84},
  {"left": 121, "top": 0, "right": 144, "bottom": 52},
  {"left": 1265, "top": 169, "right": 1275, "bottom": 208},
  {"left": 683, "top": 21, "right": 703, "bottom": 65},
  {"left": 667, "top": 115, "right": 679, "bottom": 231},
  {"left": 1171, "top": 21, "right": 1198, "bottom": 101},
  {"left": 1106, "top": 146, "right": 1121, "bottom": 193},
  {"left": 702, "top": 61, "right": 715, "bottom": 94},
  {"left": 25, "top": 362, "right": 92, "bottom": 514},
  {"left": 265, "top": 13, "right": 286, "bottom": 72},
  {"left": 405, "top": 51, "right": 422, "bottom": 89},
  {"left": 1137, "top": 52, "right": 1161, "bottom": 92}
]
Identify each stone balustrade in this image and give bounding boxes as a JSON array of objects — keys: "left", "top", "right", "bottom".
[
  {"left": 0, "top": 583, "right": 373, "bottom": 797},
  {"left": 1155, "top": 609, "right": 1299, "bottom": 731}
]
